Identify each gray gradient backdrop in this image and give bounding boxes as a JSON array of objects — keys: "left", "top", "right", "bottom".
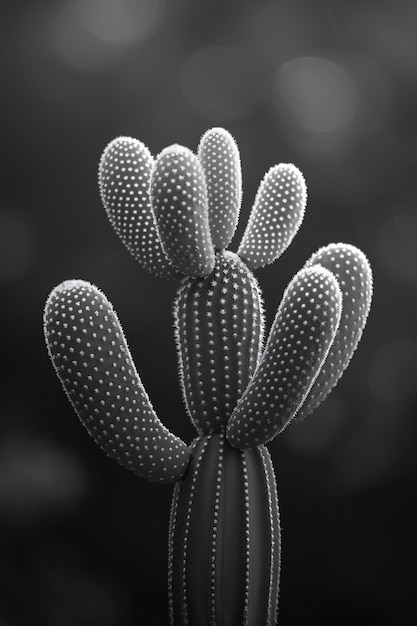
[{"left": 1, "top": 0, "right": 417, "bottom": 624}]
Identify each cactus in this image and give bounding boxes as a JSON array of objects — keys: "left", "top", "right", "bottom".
[{"left": 44, "top": 127, "right": 373, "bottom": 625}]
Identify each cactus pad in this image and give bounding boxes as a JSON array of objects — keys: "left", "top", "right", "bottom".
[
  {"left": 226, "top": 265, "right": 342, "bottom": 448},
  {"left": 198, "top": 127, "right": 242, "bottom": 250},
  {"left": 151, "top": 145, "right": 215, "bottom": 277},
  {"left": 238, "top": 163, "right": 307, "bottom": 269},
  {"left": 99, "top": 137, "right": 179, "bottom": 280},
  {"left": 294, "top": 242, "right": 373, "bottom": 422},
  {"left": 44, "top": 280, "right": 189, "bottom": 483}
]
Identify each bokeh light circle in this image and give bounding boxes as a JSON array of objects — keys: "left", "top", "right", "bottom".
[
  {"left": 51, "top": 0, "right": 166, "bottom": 72},
  {"left": 274, "top": 56, "right": 358, "bottom": 133},
  {"left": 120, "top": 0, "right": 166, "bottom": 43},
  {"left": 79, "top": 0, "right": 134, "bottom": 45}
]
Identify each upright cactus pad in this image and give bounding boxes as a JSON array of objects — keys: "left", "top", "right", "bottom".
[
  {"left": 226, "top": 265, "right": 342, "bottom": 448},
  {"left": 45, "top": 127, "right": 373, "bottom": 624},
  {"left": 151, "top": 145, "right": 215, "bottom": 277},
  {"left": 294, "top": 242, "right": 373, "bottom": 422},
  {"left": 198, "top": 127, "right": 242, "bottom": 250},
  {"left": 174, "top": 250, "right": 264, "bottom": 435},
  {"left": 99, "top": 137, "right": 179, "bottom": 280},
  {"left": 238, "top": 163, "right": 307, "bottom": 269}
]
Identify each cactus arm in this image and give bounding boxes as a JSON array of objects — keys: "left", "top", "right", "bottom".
[
  {"left": 197, "top": 127, "right": 242, "bottom": 250},
  {"left": 99, "top": 137, "right": 181, "bottom": 280},
  {"left": 293, "top": 242, "right": 373, "bottom": 422},
  {"left": 151, "top": 145, "right": 215, "bottom": 277},
  {"left": 43, "top": 280, "right": 190, "bottom": 484},
  {"left": 226, "top": 265, "right": 342, "bottom": 449},
  {"left": 237, "top": 163, "right": 307, "bottom": 269}
]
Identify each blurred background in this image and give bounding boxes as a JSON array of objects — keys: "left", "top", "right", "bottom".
[{"left": 1, "top": 0, "right": 417, "bottom": 623}]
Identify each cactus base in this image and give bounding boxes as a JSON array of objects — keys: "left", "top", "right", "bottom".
[{"left": 168, "top": 430, "right": 280, "bottom": 626}]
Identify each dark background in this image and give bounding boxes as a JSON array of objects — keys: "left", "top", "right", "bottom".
[{"left": 1, "top": 0, "right": 417, "bottom": 624}]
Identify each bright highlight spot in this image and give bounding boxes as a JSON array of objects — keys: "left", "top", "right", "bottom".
[
  {"left": 51, "top": 0, "right": 165, "bottom": 71},
  {"left": 274, "top": 56, "right": 358, "bottom": 133}
]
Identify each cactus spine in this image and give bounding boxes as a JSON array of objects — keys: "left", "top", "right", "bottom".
[{"left": 44, "top": 127, "right": 373, "bottom": 624}]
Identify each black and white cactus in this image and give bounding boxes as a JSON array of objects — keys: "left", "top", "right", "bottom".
[{"left": 44, "top": 127, "right": 373, "bottom": 625}]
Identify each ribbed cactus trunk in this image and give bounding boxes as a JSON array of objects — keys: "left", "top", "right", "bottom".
[
  {"left": 169, "top": 249, "right": 280, "bottom": 625},
  {"left": 168, "top": 431, "right": 280, "bottom": 626}
]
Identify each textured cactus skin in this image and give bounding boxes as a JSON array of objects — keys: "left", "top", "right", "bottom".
[
  {"left": 151, "top": 145, "right": 215, "bottom": 277},
  {"left": 237, "top": 164, "right": 307, "bottom": 269},
  {"left": 226, "top": 265, "right": 342, "bottom": 448},
  {"left": 294, "top": 243, "right": 373, "bottom": 422},
  {"left": 44, "top": 127, "right": 373, "bottom": 624},
  {"left": 168, "top": 431, "right": 280, "bottom": 626},
  {"left": 174, "top": 250, "right": 264, "bottom": 435},
  {"left": 44, "top": 279, "right": 190, "bottom": 484},
  {"left": 99, "top": 136, "right": 180, "bottom": 280},
  {"left": 198, "top": 128, "right": 242, "bottom": 250}
]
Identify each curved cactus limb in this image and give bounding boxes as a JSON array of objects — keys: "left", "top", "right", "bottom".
[
  {"left": 237, "top": 163, "right": 307, "bottom": 269},
  {"left": 198, "top": 127, "right": 242, "bottom": 250},
  {"left": 44, "top": 280, "right": 190, "bottom": 483},
  {"left": 99, "top": 137, "right": 180, "bottom": 280},
  {"left": 226, "top": 265, "right": 342, "bottom": 448},
  {"left": 293, "top": 242, "right": 373, "bottom": 422},
  {"left": 151, "top": 145, "right": 215, "bottom": 277}
]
